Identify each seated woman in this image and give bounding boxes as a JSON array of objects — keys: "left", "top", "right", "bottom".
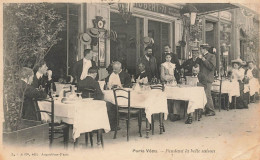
[
  {"left": 20, "top": 67, "right": 47, "bottom": 120},
  {"left": 245, "top": 61, "right": 259, "bottom": 102},
  {"left": 161, "top": 53, "right": 177, "bottom": 85},
  {"left": 230, "top": 58, "right": 248, "bottom": 109},
  {"left": 77, "top": 67, "right": 104, "bottom": 100}
]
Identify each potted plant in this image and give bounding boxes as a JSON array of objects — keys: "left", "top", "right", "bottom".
[{"left": 3, "top": 3, "right": 65, "bottom": 146}]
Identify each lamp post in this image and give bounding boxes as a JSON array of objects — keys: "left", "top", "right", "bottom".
[
  {"left": 118, "top": 3, "right": 133, "bottom": 24},
  {"left": 180, "top": 4, "right": 198, "bottom": 60}
]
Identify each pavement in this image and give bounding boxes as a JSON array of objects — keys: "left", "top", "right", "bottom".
[{"left": 2, "top": 102, "right": 260, "bottom": 160}]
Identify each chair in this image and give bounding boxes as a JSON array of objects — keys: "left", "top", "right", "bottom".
[
  {"left": 35, "top": 98, "right": 69, "bottom": 148},
  {"left": 113, "top": 88, "right": 142, "bottom": 141},
  {"left": 81, "top": 88, "right": 95, "bottom": 99},
  {"left": 150, "top": 84, "right": 165, "bottom": 135},
  {"left": 211, "top": 76, "right": 228, "bottom": 111}
]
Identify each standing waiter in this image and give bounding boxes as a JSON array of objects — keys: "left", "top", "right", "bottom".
[{"left": 196, "top": 44, "right": 216, "bottom": 116}]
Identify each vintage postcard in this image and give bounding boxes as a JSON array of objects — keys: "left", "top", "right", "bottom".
[{"left": 0, "top": 0, "right": 260, "bottom": 160}]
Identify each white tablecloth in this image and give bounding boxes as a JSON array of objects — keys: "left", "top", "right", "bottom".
[
  {"left": 212, "top": 80, "right": 240, "bottom": 102},
  {"left": 164, "top": 86, "right": 207, "bottom": 114},
  {"left": 103, "top": 89, "right": 168, "bottom": 123},
  {"left": 38, "top": 99, "right": 111, "bottom": 140}
]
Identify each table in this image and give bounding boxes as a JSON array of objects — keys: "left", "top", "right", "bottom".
[
  {"left": 38, "top": 99, "right": 111, "bottom": 141},
  {"left": 103, "top": 89, "right": 168, "bottom": 137},
  {"left": 103, "top": 89, "right": 168, "bottom": 123},
  {"left": 164, "top": 86, "right": 207, "bottom": 114},
  {"left": 212, "top": 80, "right": 240, "bottom": 102}
]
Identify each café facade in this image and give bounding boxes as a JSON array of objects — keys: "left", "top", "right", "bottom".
[{"left": 45, "top": 3, "right": 258, "bottom": 80}]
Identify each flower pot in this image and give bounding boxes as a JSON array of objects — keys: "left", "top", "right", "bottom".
[{"left": 3, "top": 119, "right": 49, "bottom": 146}]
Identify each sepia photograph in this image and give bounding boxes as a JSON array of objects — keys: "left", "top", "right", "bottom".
[{"left": 0, "top": 1, "right": 260, "bottom": 160}]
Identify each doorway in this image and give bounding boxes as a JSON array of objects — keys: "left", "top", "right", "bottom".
[
  {"left": 148, "top": 20, "right": 170, "bottom": 65},
  {"left": 110, "top": 12, "right": 144, "bottom": 75}
]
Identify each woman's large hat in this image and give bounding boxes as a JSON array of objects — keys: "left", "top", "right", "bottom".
[
  {"left": 231, "top": 58, "right": 243, "bottom": 65},
  {"left": 87, "top": 28, "right": 99, "bottom": 38},
  {"left": 79, "top": 33, "right": 92, "bottom": 45}
]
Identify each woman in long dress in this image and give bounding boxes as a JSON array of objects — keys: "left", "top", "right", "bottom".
[
  {"left": 161, "top": 53, "right": 181, "bottom": 122},
  {"left": 230, "top": 58, "right": 248, "bottom": 109},
  {"left": 245, "top": 61, "right": 259, "bottom": 102}
]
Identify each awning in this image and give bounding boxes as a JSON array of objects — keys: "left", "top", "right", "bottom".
[{"left": 190, "top": 3, "right": 239, "bottom": 15}]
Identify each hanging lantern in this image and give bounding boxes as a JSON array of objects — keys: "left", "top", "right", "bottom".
[
  {"left": 180, "top": 4, "right": 198, "bottom": 25},
  {"left": 118, "top": 3, "right": 133, "bottom": 24}
]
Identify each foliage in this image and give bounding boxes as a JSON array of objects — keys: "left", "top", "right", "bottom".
[{"left": 3, "top": 3, "right": 65, "bottom": 131}]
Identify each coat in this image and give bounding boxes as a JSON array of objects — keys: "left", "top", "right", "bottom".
[
  {"left": 20, "top": 80, "right": 47, "bottom": 120},
  {"left": 78, "top": 76, "right": 104, "bottom": 100},
  {"left": 180, "top": 58, "right": 198, "bottom": 76},
  {"left": 105, "top": 70, "right": 132, "bottom": 88},
  {"left": 195, "top": 53, "right": 216, "bottom": 84},
  {"left": 139, "top": 55, "right": 158, "bottom": 80},
  {"left": 31, "top": 75, "right": 56, "bottom": 95},
  {"left": 72, "top": 59, "right": 97, "bottom": 83}
]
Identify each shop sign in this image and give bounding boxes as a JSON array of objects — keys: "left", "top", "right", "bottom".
[{"left": 134, "top": 3, "right": 181, "bottom": 17}]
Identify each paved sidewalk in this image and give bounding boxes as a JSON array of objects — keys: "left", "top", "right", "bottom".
[{"left": 3, "top": 102, "right": 260, "bottom": 160}]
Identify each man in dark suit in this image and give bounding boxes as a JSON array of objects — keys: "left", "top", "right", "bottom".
[
  {"left": 105, "top": 61, "right": 132, "bottom": 88},
  {"left": 20, "top": 67, "right": 47, "bottom": 120},
  {"left": 139, "top": 46, "right": 159, "bottom": 81},
  {"left": 31, "top": 61, "right": 48, "bottom": 89},
  {"left": 72, "top": 49, "right": 97, "bottom": 83},
  {"left": 135, "top": 62, "right": 149, "bottom": 83},
  {"left": 162, "top": 44, "right": 181, "bottom": 83},
  {"left": 181, "top": 49, "right": 199, "bottom": 76},
  {"left": 77, "top": 67, "right": 104, "bottom": 100},
  {"left": 196, "top": 44, "right": 216, "bottom": 116}
]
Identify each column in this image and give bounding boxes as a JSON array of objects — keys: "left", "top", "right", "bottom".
[{"left": 136, "top": 18, "right": 141, "bottom": 65}]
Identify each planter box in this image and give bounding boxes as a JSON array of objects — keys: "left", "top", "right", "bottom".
[{"left": 3, "top": 119, "right": 49, "bottom": 146}]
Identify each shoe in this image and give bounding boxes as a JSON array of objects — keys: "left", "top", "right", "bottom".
[
  {"left": 206, "top": 112, "right": 215, "bottom": 116},
  {"left": 185, "top": 116, "right": 192, "bottom": 124}
]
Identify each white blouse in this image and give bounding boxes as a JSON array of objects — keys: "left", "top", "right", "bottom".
[{"left": 232, "top": 68, "right": 245, "bottom": 81}]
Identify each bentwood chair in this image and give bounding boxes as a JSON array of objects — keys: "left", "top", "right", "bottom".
[
  {"left": 113, "top": 88, "right": 142, "bottom": 141},
  {"left": 81, "top": 88, "right": 95, "bottom": 99},
  {"left": 35, "top": 98, "right": 70, "bottom": 148},
  {"left": 150, "top": 84, "right": 165, "bottom": 134},
  {"left": 211, "top": 76, "right": 228, "bottom": 111}
]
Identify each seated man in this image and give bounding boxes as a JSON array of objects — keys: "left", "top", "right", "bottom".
[
  {"left": 181, "top": 48, "right": 199, "bottom": 77},
  {"left": 20, "top": 67, "right": 47, "bottom": 120},
  {"left": 105, "top": 61, "right": 132, "bottom": 88},
  {"left": 77, "top": 67, "right": 104, "bottom": 100},
  {"left": 31, "top": 61, "right": 56, "bottom": 95},
  {"left": 135, "top": 62, "right": 149, "bottom": 84}
]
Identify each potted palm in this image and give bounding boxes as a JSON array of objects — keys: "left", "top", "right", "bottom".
[{"left": 3, "top": 3, "right": 65, "bottom": 146}]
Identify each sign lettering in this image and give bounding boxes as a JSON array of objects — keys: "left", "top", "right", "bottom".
[{"left": 134, "top": 3, "right": 181, "bottom": 17}]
